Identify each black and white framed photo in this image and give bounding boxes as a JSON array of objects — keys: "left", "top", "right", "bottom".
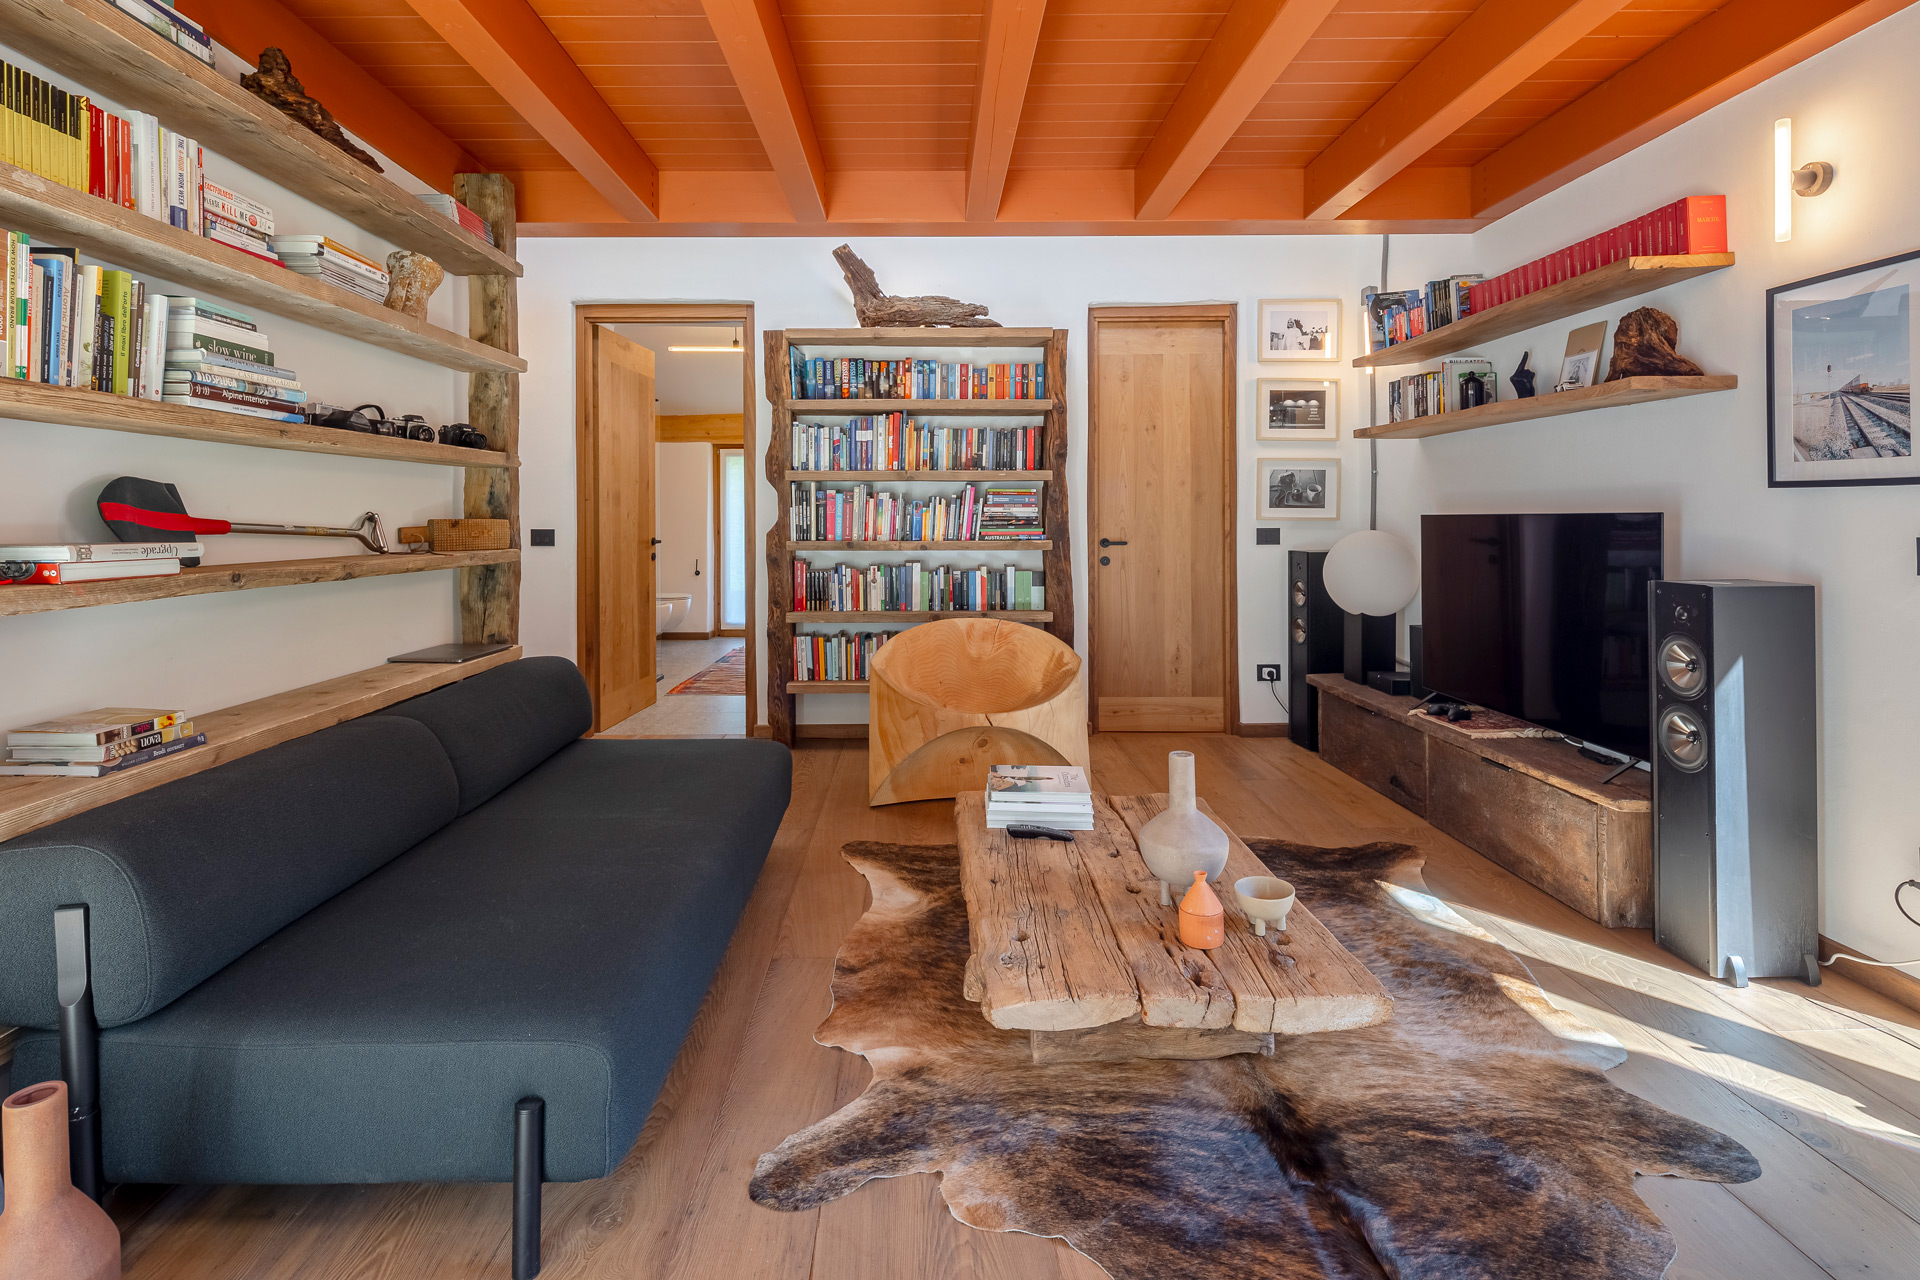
[
  {"left": 1258, "top": 299, "right": 1341, "bottom": 362},
  {"left": 1768, "top": 250, "right": 1919, "bottom": 487},
  {"left": 1256, "top": 378, "right": 1338, "bottom": 440},
  {"left": 1257, "top": 457, "right": 1340, "bottom": 520}
]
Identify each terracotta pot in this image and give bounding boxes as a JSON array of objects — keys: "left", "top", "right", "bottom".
[
  {"left": 0, "top": 1081, "right": 120, "bottom": 1280},
  {"left": 1138, "top": 750, "right": 1228, "bottom": 906},
  {"left": 1178, "top": 870, "right": 1225, "bottom": 950}
]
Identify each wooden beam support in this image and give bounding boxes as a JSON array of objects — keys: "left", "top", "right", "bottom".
[
  {"left": 456, "top": 172, "right": 521, "bottom": 645},
  {"left": 1131, "top": 0, "right": 1339, "bottom": 220},
  {"left": 1303, "top": 0, "right": 1632, "bottom": 220},
  {"left": 403, "top": 0, "right": 659, "bottom": 223},
  {"left": 175, "top": 0, "right": 483, "bottom": 192},
  {"left": 1471, "top": 0, "right": 1911, "bottom": 220},
  {"left": 699, "top": 0, "right": 829, "bottom": 223},
  {"left": 965, "top": 0, "right": 1049, "bottom": 222}
]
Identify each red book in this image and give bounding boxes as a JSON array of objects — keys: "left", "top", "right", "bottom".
[
  {"left": 26, "top": 559, "right": 181, "bottom": 585},
  {"left": 1674, "top": 195, "right": 1727, "bottom": 253},
  {"left": 87, "top": 104, "right": 104, "bottom": 198}
]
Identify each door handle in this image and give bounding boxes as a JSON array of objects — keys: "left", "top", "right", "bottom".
[
  {"left": 650, "top": 538, "right": 663, "bottom": 546},
  {"left": 1099, "top": 538, "right": 1128, "bottom": 548}
]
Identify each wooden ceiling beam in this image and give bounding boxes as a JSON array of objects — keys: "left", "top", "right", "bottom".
[
  {"left": 175, "top": 0, "right": 483, "bottom": 192},
  {"left": 1132, "top": 0, "right": 1340, "bottom": 221},
  {"left": 965, "top": 0, "right": 1049, "bottom": 222},
  {"left": 698, "top": 0, "right": 828, "bottom": 223},
  {"left": 401, "top": 0, "right": 659, "bottom": 222},
  {"left": 1303, "top": 0, "right": 1633, "bottom": 220},
  {"left": 1472, "top": 0, "right": 1911, "bottom": 220}
]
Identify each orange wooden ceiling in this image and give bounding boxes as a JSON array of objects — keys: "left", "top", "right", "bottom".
[{"left": 177, "top": 0, "right": 1914, "bottom": 232}]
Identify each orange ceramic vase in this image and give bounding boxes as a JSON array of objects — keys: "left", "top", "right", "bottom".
[
  {"left": 1178, "top": 870, "right": 1225, "bottom": 950},
  {"left": 0, "top": 1082, "right": 121, "bottom": 1280}
]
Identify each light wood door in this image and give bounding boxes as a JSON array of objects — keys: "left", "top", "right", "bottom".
[
  {"left": 581, "top": 327, "right": 657, "bottom": 730},
  {"left": 1089, "top": 309, "right": 1235, "bottom": 732}
]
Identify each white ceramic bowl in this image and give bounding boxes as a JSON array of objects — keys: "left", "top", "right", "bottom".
[{"left": 1234, "top": 876, "right": 1296, "bottom": 937}]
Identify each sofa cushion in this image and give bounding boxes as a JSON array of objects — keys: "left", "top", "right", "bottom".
[
  {"left": 11, "top": 738, "right": 794, "bottom": 1183},
  {"left": 378, "top": 656, "right": 592, "bottom": 815},
  {"left": 0, "top": 717, "right": 459, "bottom": 1030}
]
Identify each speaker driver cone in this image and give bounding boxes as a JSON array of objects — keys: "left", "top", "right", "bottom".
[
  {"left": 1292, "top": 580, "right": 1307, "bottom": 607},
  {"left": 1292, "top": 619, "right": 1307, "bottom": 644},
  {"left": 1659, "top": 707, "right": 1708, "bottom": 771},
  {"left": 1659, "top": 635, "right": 1706, "bottom": 698}
]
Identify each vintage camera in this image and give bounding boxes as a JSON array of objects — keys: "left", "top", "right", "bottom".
[
  {"left": 306, "top": 403, "right": 374, "bottom": 433},
  {"left": 438, "top": 422, "right": 489, "bottom": 449},
  {"left": 397, "top": 414, "right": 438, "bottom": 442},
  {"left": 353, "top": 404, "right": 404, "bottom": 437}
]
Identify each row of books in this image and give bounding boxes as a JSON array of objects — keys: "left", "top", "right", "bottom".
[
  {"left": 1, "top": 540, "right": 201, "bottom": 587},
  {"left": 1472, "top": 196, "right": 1728, "bottom": 310},
  {"left": 788, "top": 351, "right": 1047, "bottom": 401},
  {"left": 793, "top": 559, "right": 1046, "bottom": 613},
  {"left": 791, "top": 417, "right": 1044, "bottom": 472},
  {"left": 5, "top": 236, "right": 158, "bottom": 391},
  {"left": 791, "top": 630, "right": 900, "bottom": 682},
  {"left": 788, "top": 481, "right": 1044, "bottom": 543},
  {"left": 3, "top": 705, "right": 207, "bottom": 778},
  {"left": 1364, "top": 276, "right": 1480, "bottom": 351},
  {"left": 419, "top": 193, "right": 496, "bottom": 247},
  {"left": 203, "top": 179, "right": 280, "bottom": 265},
  {"left": 162, "top": 298, "right": 308, "bottom": 421},
  {"left": 1385, "top": 358, "right": 1497, "bottom": 424},
  {"left": 107, "top": 0, "right": 215, "bottom": 65},
  {"left": 985, "top": 764, "right": 1093, "bottom": 831},
  {"left": 271, "top": 236, "right": 390, "bottom": 302}
]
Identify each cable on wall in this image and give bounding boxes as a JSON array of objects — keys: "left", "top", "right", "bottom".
[{"left": 1820, "top": 879, "right": 1920, "bottom": 970}]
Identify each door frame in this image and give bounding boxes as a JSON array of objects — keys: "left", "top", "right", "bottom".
[
  {"left": 575, "top": 303, "right": 759, "bottom": 735},
  {"left": 1086, "top": 304, "right": 1240, "bottom": 735},
  {"left": 713, "top": 445, "right": 746, "bottom": 638}
]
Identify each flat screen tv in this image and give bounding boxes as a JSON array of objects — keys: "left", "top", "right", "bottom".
[{"left": 1420, "top": 513, "right": 1664, "bottom": 759}]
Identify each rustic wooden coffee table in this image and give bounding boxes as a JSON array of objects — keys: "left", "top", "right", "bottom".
[{"left": 956, "top": 791, "right": 1392, "bottom": 1063}]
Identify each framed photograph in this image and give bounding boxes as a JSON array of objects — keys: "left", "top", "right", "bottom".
[
  {"left": 1768, "top": 250, "right": 1920, "bottom": 487},
  {"left": 1555, "top": 321, "right": 1606, "bottom": 392},
  {"left": 1259, "top": 299, "right": 1341, "bottom": 362},
  {"left": 1257, "top": 457, "right": 1340, "bottom": 520},
  {"left": 1256, "top": 378, "right": 1338, "bottom": 440}
]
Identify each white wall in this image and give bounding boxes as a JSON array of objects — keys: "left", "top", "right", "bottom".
[
  {"left": 655, "top": 441, "right": 714, "bottom": 632},
  {"left": 0, "top": 43, "right": 469, "bottom": 734},
  {"left": 1381, "top": 8, "right": 1920, "bottom": 960}
]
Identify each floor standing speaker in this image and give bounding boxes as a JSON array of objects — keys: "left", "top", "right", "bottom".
[
  {"left": 1651, "top": 580, "right": 1818, "bottom": 987},
  {"left": 1287, "top": 550, "right": 1343, "bottom": 750}
]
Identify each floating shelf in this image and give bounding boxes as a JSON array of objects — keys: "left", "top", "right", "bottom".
[
  {"left": 784, "top": 399, "right": 1055, "bottom": 415},
  {"left": 784, "top": 328, "right": 1056, "bottom": 347},
  {"left": 789, "top": 540, "right": 1051, "bottom": 550},
  {"left": 1351, "top": 254, "right": 1736, "bottom": 369},
  {"left": 0, "top": 649, "right": 522, "bottom": 843},
  {"left": 787, "top": 610, "right": 1052, "bottom": 623},
  {"left": 1355, "top": 375, "right": 1738, "bottom": 440},
  {"left": 0, "top": 380, "right": 513, "bottom": 467},
  {"left": 0, "top": 163, "right": 524, "bottom": 375},
  {"left": 785, "top": 470, "right": 1051, "bottom": 482},
  {"left": 787, "top": 680, "right": 870, "bottom": 692},
  {"left": 0, "top": 550, "right": 519, "bottom": 617},
  {"left": 0, "top": 0, "right": 519, "bottom": 278}
]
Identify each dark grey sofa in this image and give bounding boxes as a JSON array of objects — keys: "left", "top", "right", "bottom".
[{"left": 0, "top": 656, "right": 791, "bottom": 1270}]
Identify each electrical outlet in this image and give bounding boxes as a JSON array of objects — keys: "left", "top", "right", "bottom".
[{"left": 1255, "top": 664, "right": 1282, "bottom": 683}]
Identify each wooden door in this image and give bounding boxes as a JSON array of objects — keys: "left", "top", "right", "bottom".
[
  {"left": 580, "top": 327, "right": 657, "bottom": 730},
  {"left": 1088, "top": 307, "right": 1236, "bottom": 732}
]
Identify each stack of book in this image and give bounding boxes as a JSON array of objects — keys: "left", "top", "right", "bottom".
[
  {"left": 109, "top": 0, "right": 215, "bottom": 65},
  {"left": 269, "top": 236, "right": 391, "bottom": 302},
  {"left": 790, "top": 481, "right": 1007, "bottom": 542},
  {"left": 162, "top": 299, "right": 305, "bottom": 421},
  {"left": 1385, "top": 358, "right": 1498, "bottom": 424},
  {"left": 790, "top": 416, "right": 1043, "bottom": 471},
  {"left": 2, "top": 238, "right": 166, "bottom": 395},
  {"left": 789, "top": 353, "right": 1046, "bottom": 400},
  {"left": 985, "top": 764, "right": 1094, "bottom": 831},
  {"left": 1471, "top": 196, "right": 1728, "bottom": 311},
  {"left": 1363, "top": 276, "right": 1481, "bottom": 351},
  {"left": 419, "top": 193, "right": 496, "bottom": 246},
  {"left": 793, "top": 559, "right": 1042, "bottom": 612},
  {"left": 791, "top": 629, "right": 899, "bottom": 682},
  {"left": 977, "top": 486, "right": 1044, "bottom": 540},
  {"left": 1, "top": 540, "right": 199, "bottom": 586},
  {"left": 4, "top": 707, "right": 206, "bottom": 778},
  {"left": 202, "top": 180, "right": 280, "bottom": 265}
]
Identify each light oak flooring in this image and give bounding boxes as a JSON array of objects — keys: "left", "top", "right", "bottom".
[{"left": 111, "top": 735, "right": 1920, "bottom": 1279}]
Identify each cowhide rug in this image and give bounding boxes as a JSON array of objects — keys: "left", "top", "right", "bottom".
[{"left": 751, "top": 839, "right": 1760, "bottom": 1279}]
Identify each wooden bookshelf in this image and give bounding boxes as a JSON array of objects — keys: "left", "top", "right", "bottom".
[
  {"left": 0, "top": 163, "right": 525, "bottom": 375},
  {"left": 0, "top": 649, "right": 522, "bottom": 844},
  {"left": 0, "top": 0, "right": 520, "bottom": 278},
  {"left": 1351, "top": 254, "right": 1736, "bottom": 369},
  {"left": 0, "top": 550, "right": 518, "bottom": 617},
  {"left": 767, "top": 327, "right": 1071, "bottom": 746},
  {"left": 1355, "top": 375, "right": 1737, "bottom": 440},
  {"left": 0, "top": 380, "right": 513, "bottom": 466}
]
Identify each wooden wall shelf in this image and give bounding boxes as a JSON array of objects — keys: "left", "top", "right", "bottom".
[
  {"left": 788, "top": 398, "right": 1056, "bottom": 415},
  {"left": 0, "top": 650, "right": 522, "bottom": 843},
  {"left": 789, "top": 540, "right": 1051, "bottom": 551},
  {"left": 0, "top": 0, "right": 520, "bottom": 278},
  {"left": 788, "top": 680, "right": 870, "bottom": 692},
  {"left": 787, "top": 470, "right": 1052, "bottom": 482},
  {"left": 0, "top": 164, "right": 525, "bottom": 375},
  {"left": 0, "top": 380, "right": 513, "bottom": 467},
  {"left": 787, "top": 610, "right": 1052, "bottom": 623},
  {"left": 0, "top": 550, "right": 518, "bottom": 617},
  {"left": 1351, "top": 254, "right": 1736, "bottom": 369},
  {"left": 1356, "top": 375, "right": 1736, "bottom": 439}
]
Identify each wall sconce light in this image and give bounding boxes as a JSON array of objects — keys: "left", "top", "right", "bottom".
[{"left": 1775, "top": 118, "right": 1835, "bottom": 242}]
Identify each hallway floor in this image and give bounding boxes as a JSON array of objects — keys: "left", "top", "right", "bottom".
[{"left": 600, "top": 635, "right": 745, "bottom": 737}]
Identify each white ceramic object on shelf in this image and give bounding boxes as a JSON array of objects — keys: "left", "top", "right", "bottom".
[
  {"left": 1234, "top": 876, "right": 1297, "bottom": 937},
  {"left": 1138, "top": 750, "right": 1229, "bottom": 905}
]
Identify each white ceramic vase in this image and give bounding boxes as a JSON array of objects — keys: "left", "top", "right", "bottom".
[{"left": 1137, "top": 750, "right": 1229, "bottom": 905}]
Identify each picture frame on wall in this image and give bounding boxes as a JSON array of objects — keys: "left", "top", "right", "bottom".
[
  {"left": 1767, "top": 249, "right": 1920, "bottom": 487},
  {"left": 1257, "top": 457, "right": 1340, "bottom": 520},
  {"left": 1256, "top": 378, "right": 1338, "bottom": 440},
  {"left": 1258, "top": 299, "right": 1341, "bottom": 362}
]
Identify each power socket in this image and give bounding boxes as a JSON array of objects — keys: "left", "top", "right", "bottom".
[{"left": 1255, "top": 664, "right": 1282, "bottom": 683}]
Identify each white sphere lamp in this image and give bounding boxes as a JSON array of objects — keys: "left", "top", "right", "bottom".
[{"left": 1322, "top": 529, "right": 1419, "bottom": 616}]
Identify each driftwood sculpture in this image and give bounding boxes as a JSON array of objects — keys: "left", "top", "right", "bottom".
[
  {"left": 754, "top": 837, "right": 1760, "bottom": 1279},
  {"left": 241, "top": 48, "right": 384, "bottom": 173},
  {"left": 1606, "top": 306, "right": 1703, "bottom": 380},
  {"left": 833, "top": 245, "right": 1001, "bottom": 328}
]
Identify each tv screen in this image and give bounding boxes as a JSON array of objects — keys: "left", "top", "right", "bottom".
[{"left": 1420, "top": 513, "right": 1664, "bottom": 758}]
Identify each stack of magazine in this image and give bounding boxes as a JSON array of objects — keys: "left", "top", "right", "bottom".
[
  {"left": 985, "top": 764, "right": 1093, "bottom": 831},
  {"left": 4, "top": 707, "right": 204, "bottom": 777}
]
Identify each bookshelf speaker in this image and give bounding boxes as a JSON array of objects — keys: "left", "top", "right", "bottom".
[
  {"left": 1651, "top": 580, "right": 1818, "bottom": 987},
  {"left": 1287, "top": 550, "right": 1343, "bottom": 750}
]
